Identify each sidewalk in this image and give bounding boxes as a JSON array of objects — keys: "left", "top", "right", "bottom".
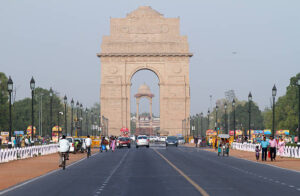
[
  {"left": 183, "top": 143, "right": 300, "bottom": 172},
  {"left": 0, "top": 149, "right": 98, "bottom": 191}
]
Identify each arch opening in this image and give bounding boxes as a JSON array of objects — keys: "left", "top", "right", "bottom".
[{"left": 130, "top": 69, "right": 160, "bottom": 136}]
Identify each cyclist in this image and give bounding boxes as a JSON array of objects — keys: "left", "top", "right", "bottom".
[
  {"left": 58, "top": 135, "right": 70, "bottom": 167},
  {"left": 85, "top": 135, "right": 92, "bottom": 158}
]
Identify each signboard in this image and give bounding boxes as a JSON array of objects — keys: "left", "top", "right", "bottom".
[
  {"left": 1, "top": 132, "right": 9, "bottom": 144},
  {"left": 264, "top": 129, "right": 272, "bottom": 135},
  {"left": 14, "top": 131, "right": 24, "bottom": 136},
  {"left": 26, "top": 126, "right": 36, "bottom": 135},
  {"left": 276, "top": 130, "right": 289, "bottom": 135},
  {"left": 206, "top": 129, "right": 217, "bottom": 136},
  {"left": 229, "top": 130, "right": 243, "bottom": 136}
]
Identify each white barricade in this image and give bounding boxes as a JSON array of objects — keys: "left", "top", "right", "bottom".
[
  {"left": 232, "top": 142, "right": 300, "bottom": 159},
  {"left": 0, "top": 144, "right": 58, "bottom": 164}
]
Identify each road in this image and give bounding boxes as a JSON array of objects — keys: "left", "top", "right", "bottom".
[{"left": 2, "top": 145, "right": 300, "bottom": 196}]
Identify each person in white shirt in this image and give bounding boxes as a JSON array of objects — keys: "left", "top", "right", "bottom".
[
  {"left": 58, "top": 135, "right": 70, "bottom": 166},
  {"left": 85, "top": 135, "right": 92, "bottom": 158}
]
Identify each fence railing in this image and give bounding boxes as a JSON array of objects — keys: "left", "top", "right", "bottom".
[
  {"left": 0, "top": 144, "right": 58, "bottom": 163},
  {"left": 231, "top": 142, "right": 300, "bottom": 159}
]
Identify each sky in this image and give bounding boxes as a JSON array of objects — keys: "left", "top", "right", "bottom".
[{"left": 1, "top": 0, "right": 299, "bottom": 116}]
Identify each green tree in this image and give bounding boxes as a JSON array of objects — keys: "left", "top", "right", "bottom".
[
  {"left": 264, "top": 73, "right": 300, "bottom": 135},
  {"left": 0, "top": 72, "right": 9, "bottom": 131},
  {"left": 12, "top": 87, "right": 64, "bottom": 137}
]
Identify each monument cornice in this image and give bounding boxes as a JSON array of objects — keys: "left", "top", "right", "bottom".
[{"left": 97, "top": 53, "right": 193, "bottom": 57}]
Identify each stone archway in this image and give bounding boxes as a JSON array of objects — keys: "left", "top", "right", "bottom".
[{"left": 97, "top": 6, "right": 192, "bottom": 136}]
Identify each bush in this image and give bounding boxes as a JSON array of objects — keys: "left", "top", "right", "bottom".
[{"left": 285, "top": 143, "right": 298, "bottom": 147}]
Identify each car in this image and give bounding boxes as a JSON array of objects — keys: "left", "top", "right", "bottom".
[
  {"left": 166, "top": 136, "right": 178, "bottom": 147},
  {"left": 136, "top": 135, "right": 149, "bottom": 148},
  {"left": 149, "top": 136, "right": 157, "bottom": 142},
  {"left": 177, "top": 136, "right": 185, "bottom": 144},
  {"left": 65, "top": 137, "right": 75, "bottom": 153},
  {"left": 118, "top": 137, "right": 131, "bottom": 148},
  {"left": 159, "top": 136, "right": 167, "bottom": 142}
]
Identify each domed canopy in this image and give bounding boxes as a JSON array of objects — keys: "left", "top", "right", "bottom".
[
  {"left": 135, "top": 83, "right": 154, "bottom": 98},
  {"left": 138, "top": 84, "right": 151, "bottom": 94}
]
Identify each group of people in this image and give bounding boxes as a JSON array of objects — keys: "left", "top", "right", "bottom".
[
  {"left": 100, "top": 136, "right": 117, "bottom": 152},
  {"left": 58, "top": 135, "right": 92, "bottom": 167},
  {"left": 255, "top": 136, "right": 285, "bottom": 161}
]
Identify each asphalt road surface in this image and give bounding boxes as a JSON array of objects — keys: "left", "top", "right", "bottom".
[{"left": 2, "top": 145, "right": 300, "bottom": 196}]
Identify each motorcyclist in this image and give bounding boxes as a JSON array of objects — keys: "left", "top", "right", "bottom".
[{"left": 58, "top": 135, "right": 70, "bottom": 167}]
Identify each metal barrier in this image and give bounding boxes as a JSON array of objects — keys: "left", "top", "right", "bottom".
[
  {"left": 0, "top": 144, "right": 58, "bottom": 163},
  {"left": 232, "top": 142, "right": 300, "bottom": 158}
]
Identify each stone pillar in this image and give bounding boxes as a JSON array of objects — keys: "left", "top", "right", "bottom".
[
  {"left": 150, "top": 99, "right": 153, "bottom": 135},
  {"left": 136, "top": 99, "right": 139, "bottom": 128}
]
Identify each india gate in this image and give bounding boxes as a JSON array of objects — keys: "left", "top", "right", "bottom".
[{"left": 97, "top": 6, "right": 192, "bottom": 136}]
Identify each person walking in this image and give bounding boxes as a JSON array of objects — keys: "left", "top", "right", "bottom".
[
  {"left": 85, "top": 135, "right": 92, "bottom": 158},
  {"left": 100, "top": 136, "right": 107, "bottom": 152},
  {"left": 25, "top": 137, "right": 29, "bottom": 147},
  {"left": 278, "top": 138, "right": 285, "bottom": 158},
  {"left": 269, "top": 136, "right": 277, "bottom": 161},
  {"left": 194, "top": 137, "right": 198, "bottom": 148},
  {"left": 111, "top": 136, "right": 116, "bottom": 152},
  {"left": 260, "top": 137, "right": 269, "bottom": 161}
]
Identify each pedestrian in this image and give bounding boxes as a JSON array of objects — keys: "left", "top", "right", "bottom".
[
  {"left": 260, "top": 137, "right": 269, "bottom": 161},
  {"left": 100, "top": 136, "right": 107, "bottom": 152},
  {"left": 278, "top": 138, "right": 285, "bottom": 158},
  {"left": 269, "top": 136, "right": 277, "bottom": 161},
  {"left": 194, "top": 137, "right": 198, "bottom": 148},
  {"left": 25, "top": 137, "right": 29, "bottom": 147},
  {"left": 255, "top": 145, "right": 260, "bottom": 161},
  {"left": 111, "top": 136, "right": 116, "bottom": 152}
]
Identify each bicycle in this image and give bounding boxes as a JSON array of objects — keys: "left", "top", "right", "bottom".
[{"left": 61, "top": 152, "right": 67, "bottom": 170}]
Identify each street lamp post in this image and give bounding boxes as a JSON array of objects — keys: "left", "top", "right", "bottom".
[
  {"left": 71, "top": 99, "right": 74, "bottom": 136},
  {"left": 196, "top": 114, "right": 199, "bottom": 137},
  {"left": 200, "top": 112, "right": 203, "bottom": 139},
  {"left": 49, "top": 88, "right": 53, "bottom": 140},
  {"left": 248, "top": 92, "right": 252, "bottom": 141},
  {"left": 91, "top": 111, "right": 94, "bottom": 136},
  {"left": 57, "top": 112, "right": 63, "bottom": 139},
  {"left": 30, "top": 77, "right": 35, "bottom": 142},
  {"left": 86, "top": 108, "right": 89, "bottom": 136},
  {"left": 272, "top": 85, "right": 277, "bottom": 137},
  {"left": 63, "top": 95, "right": 67, "bottom": 136},
  {"left": 76, "top": 101, "right": 79, "bottom": 136},
  {"left": 207, "top": 109, "right": 210, "bottom": 130},
  {"left": 80, "top": 103, "right": 83, "bottom": 136},
  {"left": 232, "top": 99, "right": 236, "bottom": 140},
  {"left": 224, "top": 102, "right": 228, "bottom": 134},
  {"left": 297, "top": 78, "right": 300, "bottom": 147},
  {"left": 7, "top": 76, "right": 13, "bottom": 147},
  {"left": 215, "top": 104, "right": 218, "bottom": 134}
]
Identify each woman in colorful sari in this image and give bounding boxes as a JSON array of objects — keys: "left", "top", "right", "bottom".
[
  {"left": 111, "top": 136, "right": 116, "bottom": 152},
  {"left": 278, "top": 138, "right": 285, "bottom": 158}
]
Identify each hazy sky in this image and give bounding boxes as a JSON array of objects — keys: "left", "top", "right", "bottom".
[{"left": 1, "top": 0, "right": 299, "bottom": 116}]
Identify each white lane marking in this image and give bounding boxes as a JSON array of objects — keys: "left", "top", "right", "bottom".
[
  {"left": 94, "top": 149, "right": 129, "bottom": 195},
  {"left": 180, "top": 147, "right": 300, "bottom": 190},
  {"left": 0, "top": 152, "right": 100, "bottom": 195}
]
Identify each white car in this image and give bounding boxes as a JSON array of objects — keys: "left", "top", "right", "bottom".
[
  {"left": 136, "top": 135, "right": 149, "bottom": 148},
  {"left": 159, "top": 136, "right": 167, "bottom": 142},
  {"left": 177, "top": 136, "right": 185, "bottom": 144},
  {"left": 65, "top": 137, "right": 75, "bottom": 153},
  {"left": 149, "top": 136, "right": 156, "bottom": 142}
]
